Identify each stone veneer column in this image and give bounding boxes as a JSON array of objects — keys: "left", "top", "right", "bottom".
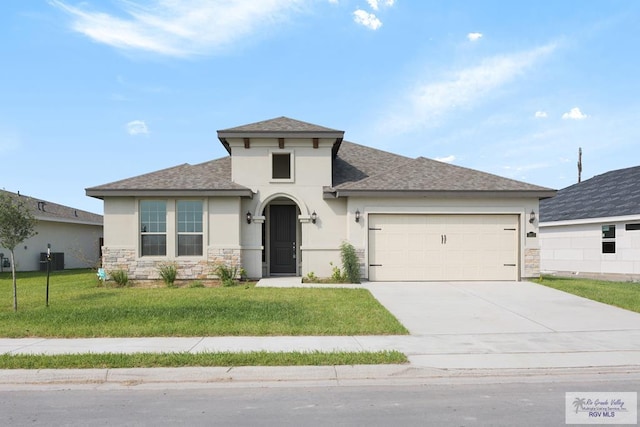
[{"left": 524, "top": 247, "right": 540, "bottom": 279}]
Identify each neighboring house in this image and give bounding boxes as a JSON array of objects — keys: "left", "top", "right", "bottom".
[
  {"left": 86, "top": 117, "right": 554, "bottom": 282},
  {"left": 539, "top": 165, "right": 640, "bottom": 280},
  {"left": 0, "top": 190, "right": 103, "bottom": 272}
]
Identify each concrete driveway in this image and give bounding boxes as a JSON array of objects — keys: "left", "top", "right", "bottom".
[{"left": 364, "top": 281, "right": 640, "bottom": 369}]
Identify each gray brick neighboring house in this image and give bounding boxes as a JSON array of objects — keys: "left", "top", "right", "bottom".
[
  {"left": 87, "top": 117, "right": 554, "bottom": 282},
  {"left": 0, "top": 190, "right": 103, "bottom": 272}
]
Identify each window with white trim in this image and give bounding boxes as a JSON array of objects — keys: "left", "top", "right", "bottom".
[
  {"left": 177, "top": 200, "right": 203, "bottom": 256},
  {"left": 271, "top": 152, "right": 293, "bottom": 181},
  {"left": 140, "top": 200, "right": 166, "bottom": 256},
  {"left": 602, "top": 224, "right": 616, "bottom": 253}
]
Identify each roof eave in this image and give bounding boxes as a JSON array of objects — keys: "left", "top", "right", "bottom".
[
  {"left": 325, "top": 189, "right": 557, "bottom": 199},
  {"left": 217, "top": 130, "right": 345, "bottom": 140},
  {"left": 86, "top": 189, "right": 254, "bottom": 199}
]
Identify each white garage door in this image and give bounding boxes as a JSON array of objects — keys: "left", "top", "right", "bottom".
[{"left": 368, "top": 214, "right": 519, "bottom": 281}]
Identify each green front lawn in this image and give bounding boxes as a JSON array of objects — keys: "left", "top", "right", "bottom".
[
  {"left": 535, "top": 275, "right": 640, "bottom": 313},
  {"left": 0, "top": 270, "right": 408, "bottom": 337}
]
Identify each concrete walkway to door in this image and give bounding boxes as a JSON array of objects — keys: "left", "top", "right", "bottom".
[{"left": 364, "top": 281, "right": 640, "bottom": 369}]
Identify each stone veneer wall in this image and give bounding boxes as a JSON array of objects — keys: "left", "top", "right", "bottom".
[
  {"left": 524, "top": 247, "right": 540, "bottom": 279},
  {"left": 101, "top": 247, "right": 242, "bottom": 281}
]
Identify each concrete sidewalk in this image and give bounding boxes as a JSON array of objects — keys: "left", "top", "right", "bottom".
[{"left": 1, "top": 279, "right": 640, "bottom": 387}]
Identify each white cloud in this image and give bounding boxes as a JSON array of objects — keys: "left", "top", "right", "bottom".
[
  {"left": 435, "top": 155, "right": 456, "bottom": 163},
  {"left": 353, "top": 9, "right": 382, "bottom": 30},
  {"left": 467, "top": 32, "right": 483, "bottom": 41},
  {"left": 535, "top": 111, "right": 548, "bottom": 118},
  {"left": 367, "top": 0, "right": 395, "bottom": 10},
  {"left": 562, "top": 107, "right": 588, "bottom": 120},
  {"left": 127, "top": 120, "right": 149, "bottom": 135},
  {"left": 379, "top": 43, "right": 557, "bottom": 133},
  {"left": 49, "top": 0, "right": 304, "bottom": 57}
]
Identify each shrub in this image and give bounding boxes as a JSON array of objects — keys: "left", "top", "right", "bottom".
[
  {"left": 157, "top": 262, "right": 178, "bottom": 287},
  {"left": 329, "top": 262, "right": 345, "bottom": 283},
  {"left": 213, "top": 263, "right": 241, "bottom": 287},
  {"left": 109, "top": 269, "right": 129, "bottom": 287},
  {"left": 340, "top": 242, "right": 361, "bottom": 284}
]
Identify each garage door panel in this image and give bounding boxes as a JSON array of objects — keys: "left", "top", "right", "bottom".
[{"left": 369, "top": 214, "right": 519, "bottom": 281}]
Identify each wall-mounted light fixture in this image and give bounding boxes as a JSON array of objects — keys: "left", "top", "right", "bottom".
[
  {"left": 355, "top": 209, "right": 360, "bottom": 223},
  {"left": 246, "top": 211, "right": 252, "bottom": 224},
  {"left": 529, "top": 210, "right": 536, "bottom": 224},
  {"left": 311, "top": 211, "right": 317, "bottom": 224}
]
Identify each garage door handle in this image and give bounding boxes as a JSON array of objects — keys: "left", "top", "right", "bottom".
[
  {"left": 369, "top": 264, "right": 382, "bottom": 267},
  {"left": 441, "top": 234, "right": 447, "bottom": 244}
]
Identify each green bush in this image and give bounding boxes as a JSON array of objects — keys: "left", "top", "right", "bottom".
[
  {"left": 340, "top": 242, "right": 361, "bottom": 284},
  {"left": 157, "top": 262, "right": 178, "bottom": 287},
  {"left": 213, "top": 263, "right": 241, "bottom": 287},
  {"left": 108, "top": 269, "right": 129, "bottom": 287}
]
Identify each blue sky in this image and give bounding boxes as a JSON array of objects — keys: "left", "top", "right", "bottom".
[{"left": 2, "top": 1, "right": 639, "bottom": 214}]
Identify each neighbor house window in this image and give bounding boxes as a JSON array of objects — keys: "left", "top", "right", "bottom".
[
  {"left": 272, "top": 152, "right": 292, "bottom": 180},
  {"left": 140, "top": 200, "right": 166, "bottom": 256},
  {"left": 602, "top": 225, "right": 616, "bottom": 253},
  {"left": 177, "top": 200, "right": 203, "bottom": 256},
  {"left": 625, "top": 223, "right": 640, "bottom": 231}
]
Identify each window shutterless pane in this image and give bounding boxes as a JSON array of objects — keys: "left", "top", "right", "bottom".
[
  {"left": 142, "top": 235, "right": 166, "bottom": 256},
  {"left": 602, "top": 225, "right": 616, "bottom": 239},
  {"left": 177, "top": 201, "right": 203, "bottom": 233},
  {"left": 602, "top": 241, "right": 616, "bottom": 253},
  {"left": 272, "top": 153, "right": 291, "bottom": 179},
  {"left": 140, "top": 201, "right": 166, "bottom": 233},
  {"left": 625, "top": 223, "right": 640, "bottom": 231},
  {"left": 178, "top": 235, "right": 203, "bottom": 256}
]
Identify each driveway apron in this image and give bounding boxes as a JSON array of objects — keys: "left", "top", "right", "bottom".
[{"left": 365, "top": 281, "right": 640, "bottom": 368}]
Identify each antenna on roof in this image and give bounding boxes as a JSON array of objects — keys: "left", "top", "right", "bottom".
[{"left": 577, "top": 147, "right": 582, "bottom": 183}]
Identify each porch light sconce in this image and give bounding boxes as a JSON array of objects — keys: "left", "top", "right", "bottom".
[
  {"left": 246, "top": 211, "right": 252, "bottom": 224},
  {"left": 355, "top": 209, "right": 361, "bottom": 223},
  {"left": 529, "top": 210, "right": 536, "bottom": 224},
  {"left": 311, "top": 211, "right": 317, "bottom": 224}
]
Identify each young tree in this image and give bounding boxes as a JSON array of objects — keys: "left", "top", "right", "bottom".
[{"left": 0, "top": 193, "right": 37, "bottom": 311}]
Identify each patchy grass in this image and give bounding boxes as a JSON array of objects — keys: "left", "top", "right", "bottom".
[
  {"left": 0, "top": 350, "right": 408, "bottom": 369},
  {"left": 535, "top": 275, "right": 640, "bottom": 313},
  {"left": 0, "top": 270, "right": 408, "bottom": 337}
]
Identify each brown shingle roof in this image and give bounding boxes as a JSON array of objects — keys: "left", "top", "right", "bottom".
[
  {"left": 332, "top": 156, "right": 554, "bottom": 194},
  {"left": 86, "top": 157, "right": 252, "bottom": 197},
  {"left": 0, "top": 190, "right": 102, "bottom": 225},
  {"left": 332, "top": 141, "right": 412, "bottom": 187},
  {"left": 218, "top": 116, "right": 342, "bottom": 133},
  {"left": 87, "top": 118, "right": 554, "bottom": 200}
]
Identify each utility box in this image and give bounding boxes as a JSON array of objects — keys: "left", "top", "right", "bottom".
[{"left": 40, "top": 253, "right": 65, "bottom": 271}]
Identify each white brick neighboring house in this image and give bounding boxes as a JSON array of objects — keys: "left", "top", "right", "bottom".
[
  {"left": 539, "top": 165, "right": 640, "bottom": 281},
  {"left": 0, "top": 190, "right": 103, "bottom": 272},
  {"left": 86, "top": 117, "right": 555, "bottom": 282}
]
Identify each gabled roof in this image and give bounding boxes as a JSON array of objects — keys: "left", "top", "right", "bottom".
[
  {"left": 540, "top": 165, "right": 640, "bottom": 222},
  {"left": 0, "top": 190, "right": 102, "bottom": 226},
  {"left": 86, "top": 157, "right": 253, "bottom": 198}
]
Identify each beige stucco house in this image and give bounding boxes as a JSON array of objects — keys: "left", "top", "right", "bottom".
[
  {"left": 0, "top": 190, "right": 103, "bottom": 272},
  {"left": 86, "top": 117, "right": 555, "bottom": 282}
]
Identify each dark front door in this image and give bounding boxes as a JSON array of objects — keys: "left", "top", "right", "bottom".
[{"left": 270, "top": 205, "right": 297, "bottom": 274}]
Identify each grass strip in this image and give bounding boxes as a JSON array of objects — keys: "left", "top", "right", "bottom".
[
  {"left": 0, "top": 350, "right": 408, "bottom": 369},
  {"left": 535, "top": 275, "right": 640, "bottom": 313}
]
